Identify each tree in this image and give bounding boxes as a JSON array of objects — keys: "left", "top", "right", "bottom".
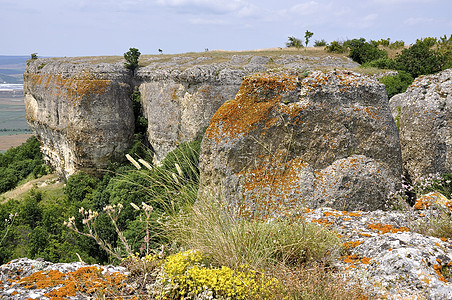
[
  {"left": 124, "top": 48, "right": 141, "bottom": 71},
  {"left": 304, "top": 30, "right": 314, "bottom": 47},
  {"left": 286, "top": 36, "right": 303, "bottom": 49},
  {"left": 31, "top": 53, "right": 38, "bottom": 60},
  {"left": 347, "top": 38, "right": 387, "bottom": 64},
  {"left": 395, "top": 40, "right": 446, "bottom": 78}
]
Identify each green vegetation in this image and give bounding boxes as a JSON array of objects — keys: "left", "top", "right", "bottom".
[
  {"left": 314, "top": 39, "right": 327, "bottom": 47},
  {"left": 304, "top": 30, "right": 314, "bottom": 47},
  {"left": 286, "top": 36, "right": 303, "bottom": 49},
  {"left": 379, "top": 70, "right": 413, "bottom": 99},
  {"left": 124, "top": 47, "right": 141, "bottom": 71},
  {"left": 0, "top": 136, "right": 49, "bottom": 193}
]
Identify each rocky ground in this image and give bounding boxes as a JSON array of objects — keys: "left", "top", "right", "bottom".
[{"left": 1, "top": 203, "right": 450, "bottom": 299}]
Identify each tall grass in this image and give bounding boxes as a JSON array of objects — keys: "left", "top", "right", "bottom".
[{"left": 170, "top": 195, "right": 341, "bottom": 271}]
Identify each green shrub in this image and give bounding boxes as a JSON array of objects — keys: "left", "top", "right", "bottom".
[
  {"left": 362, "top": 57, "right": 397, "bottom": 69},
  {"left": 314, "top": 39, "right": 327, "bottom": 47},
  {"left": 347, "top": 38, "right": 388, "bottom": 64},
  {"left": 286, "top": 36, "right": 303, "bottom": 49},
  {"left": 65, "top": 172, "right": 99, "bottom": 203},
  {"left": 0, "top": 136, "right": 47, "bottom": 193},
  {"left": 395, "top": 39, "right": 447, "bottom": 78},
  {"left": 325, "top": 41, "right": 346, "bottom": 53},
  {"left": 379, "top": 71, "right": 414, "bottom": 98},
  {"left": 389, "top": 40, "right": 405, "bottom": 49}
]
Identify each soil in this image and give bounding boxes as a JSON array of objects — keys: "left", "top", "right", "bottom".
[{"left": 0, "top": 134, "right": 32, "bottom": 151}]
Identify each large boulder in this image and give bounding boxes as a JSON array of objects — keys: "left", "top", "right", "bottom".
[
  {"left": 390, "top": 69, "right": 452, "bottom": 181},
  {"left": 199, "top": 70, "right": 402, "bottom": 219}
]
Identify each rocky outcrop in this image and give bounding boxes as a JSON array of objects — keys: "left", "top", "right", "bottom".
[
  {"left": 390, "top": 69, "right": 452, "bottom": 181},
  {"left": 24, "top": 59, "right": 135, "bottom": 179},
  {"left": 303, "top": 207, "right": 452, "bottom": 299},
  {"left": 24, "top": 53, "right": 359, "bottom": 178},
  {"left": 199, "top": 70, "right": 401, "bottom": 218}
]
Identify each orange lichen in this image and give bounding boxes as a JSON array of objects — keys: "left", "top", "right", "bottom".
[
  {"left": 360, "top": 257, "right": 371, "bottom": 264},
  {"left": 311, "top": 218, "right": 334, "bottom": 226},
  {"left": 206, "top": 72, "right": 299, "bottom": 142},
  {"left": 236, "top": 150, "right": 310, "bottom": 219},
  {"left": 343, "top": 253, "right": 358, "bottom": 264},
  {"left": 368, "top": 223, "right": 409, "bottom": 234},
  {"left": 342, "top": 241, "right": 363, "bottom": 249},
  {"left": 25, "top": 71, "right": 111, "bottom": 105},
  {"left": 13, "top": 266, "right": 128, "bottom": 300}
]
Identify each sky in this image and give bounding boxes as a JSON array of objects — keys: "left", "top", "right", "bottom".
[{"left": 1, "top": 0, "right": 451, "bottom": 57}]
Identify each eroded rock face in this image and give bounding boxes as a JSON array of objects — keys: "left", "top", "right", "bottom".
[
  {"left": 24, "top": 53, "right": 360, "bottom": 177},
  {"left": 390, "top": 69, "right": 452, "bottom": 180},
  {"left": 24, "top": 59, "right": 134, "bottom": 179},
  {"left": 136, "top": 55, "right": 359, "bottom": 162},
  {"left": 199, "top": 70, "right": 401, "bottom": 218}
]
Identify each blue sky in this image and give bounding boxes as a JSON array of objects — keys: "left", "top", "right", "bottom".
[{"left": 1, "top": 0, "right": 451, "bottom": 57}]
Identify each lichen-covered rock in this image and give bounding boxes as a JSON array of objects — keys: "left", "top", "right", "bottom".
[
  {"left": 302, "top": 207, "right": 452, "bottom": 299},
  {"left": 136, "top": 54, "right": 359, "bottom": 162},
  {"left": 390, "top": 69, "right": 452, "bottom": 180},
  {"left": 199, "top": 70, "right": 401, "bottom": 218},
  {"left": 24, "top": 53, "right": 360, "bottom": 176},
  {"left": 24, "top": 58, "right": 134, "bottom": 179}
]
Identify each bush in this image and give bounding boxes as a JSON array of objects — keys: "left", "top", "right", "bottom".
[
  {"left": 172, "top": 195, "right": 340, "bottom": 271},
  {"left": 65, "top": 172, "right": 99, "bottom": 203},
  {"left": 395, "top": 39, "right": 446, "bottom": 78},
  {"left": 389, "top": 40, "right": 405, "bottom": 49},
  {"left": 314, "top": 39, "right": 327, "bottom": 47},
  {"left": 362, "top": 57, "right": 397, "bottom": 69},
  {"left": 325, "top": 41, "right": 347, "bottom": 53},
  {"left": 286, "top": 36, "right": 303, "bottom": 49},
  {"left": 379, "top": 71, "right": 414, "bottom": 98},
  {"left": 0, "top": 136, "right": 47, "bottom": 193},
  {"left": 347, "top": 38, "right": 388, "bottom": 64}
]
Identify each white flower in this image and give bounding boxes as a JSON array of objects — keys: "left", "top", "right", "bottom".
[
  {"left": 130, "top": 202, "right": 140, "bottom": 211},
  {"left": 126, "top": 154, "right": 141, "bottom": 169}
]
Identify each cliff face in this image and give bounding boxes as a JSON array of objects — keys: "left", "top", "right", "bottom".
[
  {"left": 24, "top": 59, "right": 134, "bottom": 178},
  {"left": 24, "top": 52, "right": 359, "bottom": 178}
]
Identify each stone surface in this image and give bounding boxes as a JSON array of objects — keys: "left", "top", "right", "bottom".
[
  {"left": 24, "top": 58, "right": 135, "bottom": 179},
  {"left": 302, "top": 207, "right": 452, "bottom": 300},
  {"left": 0, "top": 258, "right": 128, "bottom": 299},
  {"left": 24, "top": 53, "right": 359, "bottom": 177},
  {"left": 199, "top": 70, "right": 401, "bottom": 218},
  {"left": 390, "top": 69, "right": 452, "bottom": 180}
]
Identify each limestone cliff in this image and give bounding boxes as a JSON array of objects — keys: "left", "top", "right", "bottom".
[
  {"left": 24, "top": 51, "right": 359, "bottom": 178},
  {"left": 24, "top": 59, "right": 135, "bottom": 178}
]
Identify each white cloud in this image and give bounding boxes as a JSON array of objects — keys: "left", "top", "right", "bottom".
[
  {"left": 155, "top": 0, "right": 257, "bottom": 15},
  {"left": 189, "top": 18, "right": 226, "bottom": 25},
  {"left": 404, "top": 17, "right": 437, "bottom": 26},
  {"left": 289, "top": 1, "right": 327, "bottom": 16}
]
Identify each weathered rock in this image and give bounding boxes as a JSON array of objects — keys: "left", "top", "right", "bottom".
[
  {"left": 302, "top": 207, "right": 452, "bottom": 300},
  {"left": 390, "top": 69, "right": 452, "bottom": 180},
  {"left": 24, "top": 58, "right": 134, "bottom": 179},
  {"left": 199, "top": 70, "right": 401, "bottom": 218},
  {"left": 24, "top": 53, "right": 360, "bottom": 177}
]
